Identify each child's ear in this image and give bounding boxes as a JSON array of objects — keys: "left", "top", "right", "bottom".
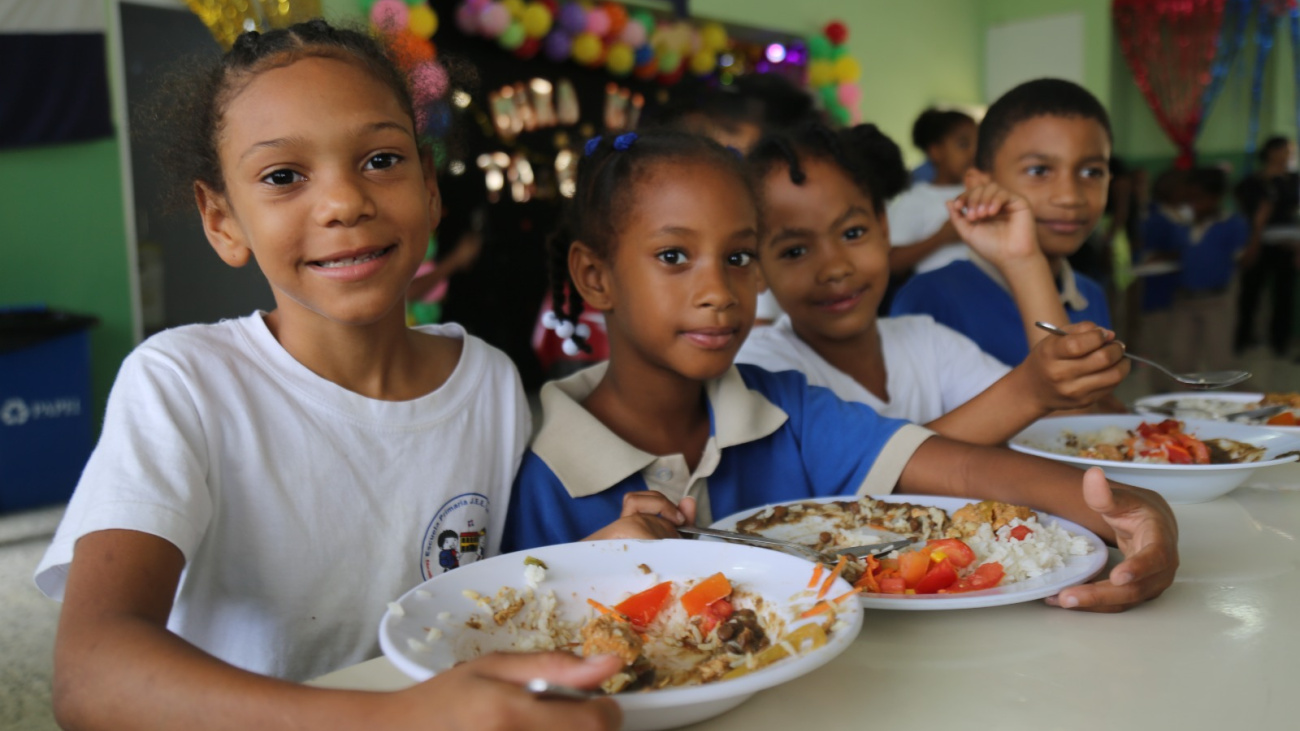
[
  {"left": 964, "top": 166, "right": 992, "bottom": 190},
  {"left": 569, "top": 241, "right": 614, "bottom": 311},
  {"left": 194, "top": 182, "right": 251, "bottom": 268}
]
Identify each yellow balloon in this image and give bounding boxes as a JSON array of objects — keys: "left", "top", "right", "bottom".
[
  {"left": 808, "top": 60, "right": 835, "bottom": 88},
  {"left": 700, "top": 22, "right": 727, "bottom": 52},
  {"left": 502, "top": 0, "right": 526, "bottom": 20},
  {"left": 522, "top": 3, "right": 552, "bottom": 39},
  {"left": 408, "top": 5, "right": 437, "bottom": 40},
  {"left": 185, "top": 0, "right": 322, "bottom": 49},
  {"left": 572, "top": 31, "right": 603, "bottom": 65},
  {"left": 834, "top": 56, "right": 861, "bottom": 84},
  {"left": 606, "top": 42, "right": 635, "bottom": 76},
  {"left": 690, "top": 49, "right": 716, "bottom": 75}
]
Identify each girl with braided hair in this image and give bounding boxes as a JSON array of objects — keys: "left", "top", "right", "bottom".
[
  {"left": 502, "top": 130, "right": 1178, "bottom": 616},
  {"left": 37, "top": 20, "right": 621, "bottom": 731},
  {"left": 737, "top": 123, "right": 1129, "bottom": 446}
]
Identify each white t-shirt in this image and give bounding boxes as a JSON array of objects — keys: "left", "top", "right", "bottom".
[
  {"left": 736, "top": 315, "right": 1011, "bottom": 424},
  {"left": 887, "top": 182, "right": 970, "bottom": 274},
  {"left": 35, "top": 313, "right": 530, "bottom": 681}
]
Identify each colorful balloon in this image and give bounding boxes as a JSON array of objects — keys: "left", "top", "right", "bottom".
[
  {"left": 631, "top": 9, "right": 655, "bottom": 36},
  {"left": 410, "top": 61, "right": 449, "bottom": 105},
  {"left": 585, "top": 8, "right": 610, "bottom": 36},
  {"left": 700, "top": 22, "right": 727, "bottom": 52},
  {"left": 558, "top": 2, "right": 587, "bottom": 34},
  {"left": 837, "top": 82, "right": 861, "bottom": 109},
  {"left": 521, "top": 3, "right": 552, "bottom": 38},
  {"left": 834, "top": 56, "right": 861, "bottom": 83},
  {"left": 807, "top": 33, "right": 832, "bottom": 60},
  {"left": 634, "top": 58, "right": 658, "bottom": 80},
  {"left": 543, "top": 29, "right": 572, "bottom": 61},
  {"left": 617, "top": 20, "right": 646, "bottom": 48},
  {"left": 455, "top": 3, "right": 480, "bottom": 34},
  {"left": 478, "top": 3, "right": 512, "bottom": 37},
  {"left": 606, "top": 42, "right": 634, "bottom": 76},
  {"left": 499, "top": 20, "right": 526, "bottom": 50},
  {"left": 407, "top": 4, "right": 437, "bottom": 39},
  {"left": 807, "top": 60, "right": 835, "bottom": 87},
  {"left": 689, "top": 49, "right": 716, "bottom": 75},
  {"left": 391, "top": 29, "right": 435, "bottom": 66},
  {"left": 571, "top": 31, "right": 603, "bottom": 65},
  {"left": 514, "top": 36, "right": 541, "bottom": 59},
  {"left": 824, "top": 20, "right": 849, "bottom": 46},
  {"left": 657, "top": 48, "right": 681, "bottom": 73},
  {"left": 465, "top": 0, "right": 491, "bottom": 10},
  {"left": 633, "top": 43, "right": 654, "bottom": 66},
  {"left": 604, "top": 3, "right": 628, "bottom": 35},
  {"left": 501, "top": 0, "right": 525, "bottom": 20}
]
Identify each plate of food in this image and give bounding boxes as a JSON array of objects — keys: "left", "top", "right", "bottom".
[
  {"left": 1134, "top": 391, "right": 1300, "bottom": 432},
  {"left": 710, "top": 494, "right": 1108, "bottom": 611},
  {"left": 378, "top": 540, "right": 863, "bottom": 731},
  {"left": 1010, "top": 415, "right": 1300, "bottom": 503}
]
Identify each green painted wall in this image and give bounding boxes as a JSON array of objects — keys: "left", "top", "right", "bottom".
[
  {"left": 979, "top": 0, "right": 1113, "bottom": 107},
  {"left": 0, "top": 138, "right": 134, "bottom": 426}
]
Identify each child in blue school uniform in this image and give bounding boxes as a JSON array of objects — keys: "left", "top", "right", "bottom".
[
  {"left": 1163, "top": 167, "right": 1251, "bottom": 372},
  {"left": 890, "top": 79, "right": 1115, "bottom": 371},
  {"left": 735, "top": 122, "right": 1127, "bottom": 446},
  {"left": 34, "top": 21, "right": 621, "bottom": 731},
  {"left": 503, "top": 129, "right": 1178, "bottom": 613}
]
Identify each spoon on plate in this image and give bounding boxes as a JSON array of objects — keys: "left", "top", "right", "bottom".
[{"left": 1034, "top": 321, "right": 1252, "bottom": 390}]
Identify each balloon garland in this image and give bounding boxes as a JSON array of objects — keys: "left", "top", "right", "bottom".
[{"left": 805, "top": 20, "right": 861, "bottom": 126}]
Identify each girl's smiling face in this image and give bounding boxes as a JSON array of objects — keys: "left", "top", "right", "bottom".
[
  {"left": 758, "top": 156, "right": 891, "bottom": 345},
  {"left": 197, "top": 55, "right": 439, "bottom": 328},
  {"left": 573, "top": 159, "right": 760, "bottom": 382}
]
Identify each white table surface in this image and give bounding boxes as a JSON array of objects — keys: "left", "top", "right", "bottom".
[{"left": 309, "top": 483, "right": 1300, "bottom": 730}]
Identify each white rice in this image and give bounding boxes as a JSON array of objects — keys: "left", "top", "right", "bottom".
[{"left": 962, "top": 517, "right": 1093, "bottom": 583}]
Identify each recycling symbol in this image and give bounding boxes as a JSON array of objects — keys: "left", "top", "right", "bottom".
[{"left": 1, "top": 398, "right": 30, "bottom": 426}]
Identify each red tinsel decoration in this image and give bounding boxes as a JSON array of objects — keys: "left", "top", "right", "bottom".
[{"left": 1113, "top": 0, "right": 1227, "bottom": 168}]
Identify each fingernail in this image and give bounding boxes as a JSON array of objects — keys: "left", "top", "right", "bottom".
[
  {"left": 1062, "top": 595, "right": 1079, "bottom": 608},
  {"left": 1044, "top": 596, "right": 1060, "bottom": 606},
  {"left": 1115, "top": 572, "right": 1132, "bottom": 586}
]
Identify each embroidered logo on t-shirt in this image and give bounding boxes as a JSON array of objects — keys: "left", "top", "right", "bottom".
[{"left": 421, "top": 492, "right": 490, "bottom": 579}]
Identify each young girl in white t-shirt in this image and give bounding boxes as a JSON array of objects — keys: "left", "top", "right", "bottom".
[
  {"left": 737, "top": 123, "right": 1128, "bottom": 445},
  {"left": 35, "top": 21, "right": 620, "bottom": 731}
]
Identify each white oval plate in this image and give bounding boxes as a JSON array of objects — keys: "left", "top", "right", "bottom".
[
  {"left": 711, "top": 495, "right": 1108, "bottom": 611},
  {"left": 1134, "top": 392, "right": 1300, "bottom": 434},
  {"left": 378, "top": 540, "right": 863, "bottom": 731}
]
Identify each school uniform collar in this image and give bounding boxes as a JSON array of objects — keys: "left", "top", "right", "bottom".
[
  {"left": 1189, "top": 211, "right": 1233, "bottom": 244},
  {"left": 531, "top": 362, "right": 789, "bottom": 498},
  {"left": 967, "top": 253, "right": 1090, "bottom": 312}
]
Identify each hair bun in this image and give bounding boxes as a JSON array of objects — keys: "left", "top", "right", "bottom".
[{"left": 841, "top": 124, "right": 908, "bottom": 201}]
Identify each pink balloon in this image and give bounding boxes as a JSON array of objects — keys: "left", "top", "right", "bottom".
[
  {"left": 370, "top": 0, "right": 408, "bottom": 34},
  {"left": 837, "top": 82, "right": 861, "bottom": 108},
  {"left": 617, "top": 21, "right": 646, "bottom": 48},
  {"left": 455, "top": 4, "right": 480, "bottom": 35},
  {"left": 585, "top": 8, "right": 611, "bottom": 36},
  {"left": 465, "top": 0, "right": 491, "bottom": 10},
  {"left": 478, "top": 3, "right": 511, "bottom": 38}
]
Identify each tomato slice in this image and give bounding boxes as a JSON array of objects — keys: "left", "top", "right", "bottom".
[
  {"left": 1268, "top": 411, "right": 1297, "bottom": 426},
  {"left": 923, "top": 538, "right": 977, "bottom": 569},
  {"left": 1163, "top": 442, "right": 1192, "bottom": 464},
  {"left": 680, "top": 573, "right": 733, "bottom": 616},
  {"left": 878, "top": 576, "right": 907, "bottom": 594},
  {"left": 699, "top": 597, "right": 734, "bottom": 635},
  {"left": 943, "top": 562, "right": 1005, "bottom": 593},
  {"left": 913, "top": 559, "right": 958, "bottom": 594},
  {"left": 898, "top": 551, "right": 930, "bottom": 588},
  {"left": 1008, "top": 525, "right": 1033, "bottom": 541},
  {"left": 1173, "top": 432, "right": 1211, "bottom": 464},
  {"left": 614, "top": 581, "right": 673, "bottom": 630}
]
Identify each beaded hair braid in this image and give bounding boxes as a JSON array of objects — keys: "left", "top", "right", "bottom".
[{"left": 546, "top": 130, "right": 759, "bottom": 353}]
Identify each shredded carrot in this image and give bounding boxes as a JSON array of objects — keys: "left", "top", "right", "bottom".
[
  {"left": 586, "top": 598, "right": 628, "bottom": 621},
  {"left": 832, "top": 587, "right": 862, "bottom": 604},
  {"left": 799, "top": 601, "right": 832, "bottom": 619},
  {"left": 817, "top": 554, "right": 849, "bottom": 599},
  {"left": 807, "top": 563, "right": 824, "bottom": 589}
]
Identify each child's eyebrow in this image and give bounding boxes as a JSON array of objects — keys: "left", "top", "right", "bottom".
[{"left": 238, "top": 121, "right": 413, "bottom": 163}]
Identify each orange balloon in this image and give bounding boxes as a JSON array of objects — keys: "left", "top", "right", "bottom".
[
  {"left": 390, "top": 30, "right": 435, "bottom": 67},
  {"left": 603, "top": 2, "right": 628, "bottom": 36}
]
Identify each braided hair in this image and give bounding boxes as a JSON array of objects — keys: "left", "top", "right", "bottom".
[
  {"left": 748, "top": 122, "right": 909, "bottom": 214},
  {"left": 146, "top": 19, "right": 422, "bottom": 209},
  {"left": 547, "top": 130, "right": 758, "bottom": 352}
]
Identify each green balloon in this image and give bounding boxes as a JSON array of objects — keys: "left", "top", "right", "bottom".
[
  {"left": 632, "top": 10, "right": 656, "bottom": 36},
  {"left": 828, "top": 101, "right": 850, "bottom": 126},
  {"left": 500, "top": 21, "right": 526, "bottom": 51},
  {"left": 659, "top": 49, "right": 681, "bottom": 73},
  {"left": 830, "top": 45, "right": 847, "bottom": 61},
  {"left": 808, "top": 34, "right": 833, "bottom": 60},
  {"left": 358, "top": 0, "right": 376, "bottom": 12},
  {"left": 818, "top": 85, "right": 838, "bottom": 106}
]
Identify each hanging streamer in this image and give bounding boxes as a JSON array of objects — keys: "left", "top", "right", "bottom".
[
  {"left": 1245, "top": 2, "right": 1284, "bottom": 163},
  {"left": 1201, "top": 0, "right": 1251, "bottom": 135}
]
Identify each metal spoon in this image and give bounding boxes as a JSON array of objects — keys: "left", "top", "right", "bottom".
[{"left": 1034, "top": 321, "right": 1251, "bottom": 390}]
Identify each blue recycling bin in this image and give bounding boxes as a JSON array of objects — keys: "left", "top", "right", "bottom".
[{"left": 0, "top": 308, "right": 98, "bottom": 512}]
